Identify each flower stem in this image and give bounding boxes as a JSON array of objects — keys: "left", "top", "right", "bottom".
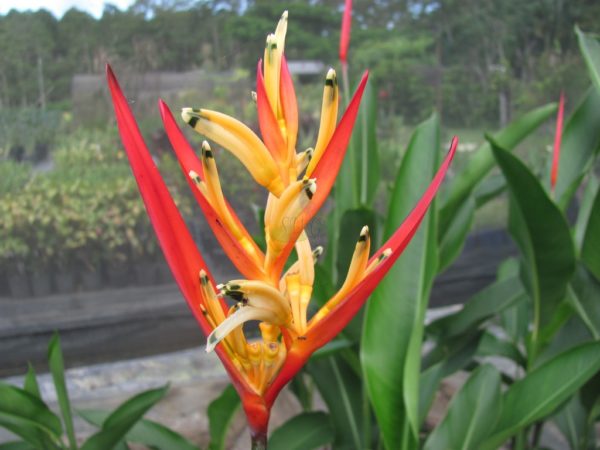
[{"left": 251, "top": 432, "right": 268, "bottom": 450}]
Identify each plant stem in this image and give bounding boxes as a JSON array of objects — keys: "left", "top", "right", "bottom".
[{"left": 251, "top": 432, "right": 268, "bottom": 450}]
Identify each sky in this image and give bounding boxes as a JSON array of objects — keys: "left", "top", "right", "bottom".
[{"left": 0, "top": 0, "right": 135, "bottom": 18}]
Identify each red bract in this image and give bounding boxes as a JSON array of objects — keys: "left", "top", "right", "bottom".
[
  {"left": 107, "top": 11, "right": 457, "bottom": 447},
  {"left": 339, "top": 0, "right": 353, "bottom": 66},
  {"left": 551, "top": 91, "right": 565, "bottom": 193}
]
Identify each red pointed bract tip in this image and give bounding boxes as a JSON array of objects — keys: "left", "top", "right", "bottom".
[
  {"left": 550, "top": 92, "right": 565, "bottom": 192},
  {"left": 106, "top": 65, "right": 248, "bottom": 394},
  {"left": 339, "top": 0, "right": 352, "bottom": 64}
]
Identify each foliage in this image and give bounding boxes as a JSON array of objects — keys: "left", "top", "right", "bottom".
[{"left": 0, "top": 334, "right": 193, "bottom": 450}]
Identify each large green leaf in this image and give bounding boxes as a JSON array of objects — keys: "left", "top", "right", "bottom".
[
  {"left": 491, "top": 142, "right": 576, "bottom": 354},
  {"left": 440, "top": 103, "right": 556, "bottom": 237},
  {"left": 80, "top": 385, "right": 168, "bottom": 450},
  {"left": 353, "top": 79, "right": 380, "bottom": 206},
  {"left": 78, "top": 409, "right": 199, "bottom": 450},
  {"left": 207, "top": 384, "right": 240, "bottom": 450},
  {"left": 581, "top": 184, "right": 600, "bottom": 281},
  {"left": 481, "top": 341, "right": 600, "bottom": 449},
  {"left": 576, "top": 26, "right": 600, "bottom": 93},
  {"left": 424, "top": 365, "right": 501, "bottom": 450},
  {"left": 438, "top": 195, "right": 474, "bottom": 273},
  {"left": 361, "top": 113, "right": 440, "bottom": 449},
  {"left": 307, "top": 356, "right": 365, "bottom": 449},
  {"left": 0, "top": 383, "right": 62, "bottom": 446},
  {"left": 268, "top": 412, "right": 334, "bottom": 450},
  {"left": 48, "top": 333, "right": 77, "bottom": 450},
  {"left": 554, "top": 88, "right": 600, "bottom": 207}
]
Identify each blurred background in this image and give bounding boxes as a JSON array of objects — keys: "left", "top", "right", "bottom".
[{"left": 0, "top": 0, "right": 598, "bottom": 373}]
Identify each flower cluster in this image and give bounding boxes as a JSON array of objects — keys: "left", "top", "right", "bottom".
[{"left": 107, "top": 10, "right": 456, "bottom": 445}]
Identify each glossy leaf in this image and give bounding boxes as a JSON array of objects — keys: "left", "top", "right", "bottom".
[
  {"left": 481, "top": 341, "right": 600, "bottom": 449},
  {"left": 207, "top": 384, "right": 240, "bottom": 450},
  {"left": 440, "top": 103, "right": 557, "bottom": 237},
  {"left": 269, "top": 412, "right": 334, "bottom": 450},
  {"left": 491, "top": 142, "right": 576, "bottom": 347},
  {"left": 576, "top": 26, "right": 600, "bottom": 93},
  {"left": 48, "top": 333, "right": 77, "bottom": 450},
  {"left": 554, "top": 87, "right": 600, "bottom": 208},
  {"left": 78, "top": 409, "right": 199, "bottom": 450},
  {"left": 425, "top": 364, "right": 501, "bottom": 450},
  {"left": 438, "top": 195, "right": 474, "bottom": 273},
  {"left": 80, "top": 385, "right": 168, "bottom": 450},
  {"left": 307, "top": 356, "right": 364, "bottom": 450},
  {"left": 352, "top": 79, "right": 380, "bottom": 206},
  {"left": 476, "top": 331, "right": 526, "bottom": 367},
  {"left": 581, "top": 184, "right": 600, "bottom": 281},
  {"left": 0, "top": 383, "right": 62, "bottom": 440},
  {"left": 362, "top": 113, "right": 440, "bottom": 449}
]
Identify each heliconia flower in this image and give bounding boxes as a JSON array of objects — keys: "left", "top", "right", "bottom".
[
  {"left": 107, "top": 11, "right": 457, "bottom": 448},
  {"left": 550, "top": 91, "right": 565, "bottom": 193},
  {"left": 339, "top": 0, "right": 352, "bottom": 66}
]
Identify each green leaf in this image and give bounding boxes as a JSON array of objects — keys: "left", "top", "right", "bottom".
[
  {"left": 78, "top": 409, "right": 199, "bottom": 450},
  {"left": 581, "top": 184, "right": 600, "bottom": 281},
  {"left": 574, "top": 175, "right": 599, "bottom": 249},
  {"left": 438, "top": 195, "right": 475, "bottom": 273},
  {"left": 0, "top": 383, "right": 62, "bottom": 443},
  {"left": 554, "top": 88, "right": 600, "bottom": 207},
  {"left": 440, "top": 103, "right": 557, "bottom": 237},
  {"left": 427, "top": 274, "right": 523, "bottom": 339},
  {"left": 481, "top": 341, "right": 600, "bottom": 449},
  {"left": 353, "top": 79, "right": 380, "bottom": 206},
  {"left": 207, "top": 384, "right": 240, "bottom": 450},
  {"left": 476, "top": 331, "right": 526, "bottom": 367},
  {"left": 307, "top": 356, "right": 364, "bottom": 450},
  {"left": 48, "top": 333, "right": 77, "bottom": 450},
  {"left": 362, "top": 113, "right": 440, "bottom": 449},
  {"left": 424, "top": 365, "right": 501, "bottom": 450},
  {"left": 491, "top": 142, "right": 576, "bottom": 353},
  {"left": 576, "top": 26, "right": 600, "bottom": 93},
  {"left": 81, "top": 385, "right": 168, "bottom": 450},
  {"left": 23, "top": 365, "right": 41, "bottom": 399},
  {"left": 569, "top": 265, "right": 600, "bottom": 340},
  {"left": 268, "top": 412, "right": 334, "bottom": 450}
]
